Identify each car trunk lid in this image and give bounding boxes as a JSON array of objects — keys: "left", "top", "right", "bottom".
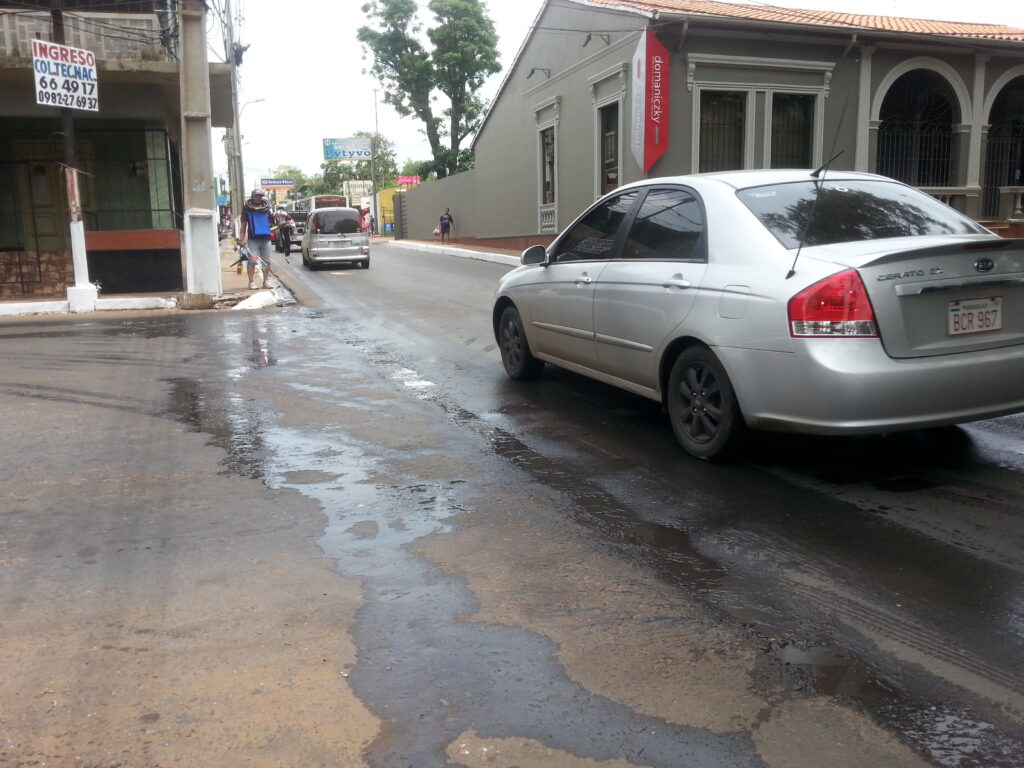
[{"left": 805, "top": 237, "right": 1024, "bottom": 358}]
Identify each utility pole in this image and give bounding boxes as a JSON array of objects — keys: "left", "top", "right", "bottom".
[
  {"left": 179, "top": 0, "right": 220, "bottom": 295},
  {"left": 223, "top": 0, "right": 244, "bottom": 229},
  {"left": 50, "top": 1, "right": 95, "bottom": 312}
]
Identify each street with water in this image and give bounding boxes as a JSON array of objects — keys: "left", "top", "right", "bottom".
[{"left": 2, "top": 241, "right": 1023, "bottom": 767}]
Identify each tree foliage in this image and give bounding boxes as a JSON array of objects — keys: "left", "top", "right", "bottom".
[
  {"left": 400, "top": 159, "right": 437, "bottom": 182},
  {"left": 358, "top": 0, "right": 500, "bottom": 178}
]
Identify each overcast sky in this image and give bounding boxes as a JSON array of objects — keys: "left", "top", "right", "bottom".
[{"left": 215, "top": 0, "right": 1024, "bottom": 189}]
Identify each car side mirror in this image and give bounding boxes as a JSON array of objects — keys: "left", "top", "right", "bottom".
[{"left": 521, "top": 244, "right": 547, "bottom": 265}]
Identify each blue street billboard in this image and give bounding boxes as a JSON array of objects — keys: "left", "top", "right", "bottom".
[{"left": 323, "top": 138, "right": 372, "bottom": 161}]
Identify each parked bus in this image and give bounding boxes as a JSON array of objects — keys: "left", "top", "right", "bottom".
[
  {"left": 292, "top": 194, "right": 368, "bottom": 235},
  {"left": 293, "top": 194, "right": 349, "bottom": 213}
]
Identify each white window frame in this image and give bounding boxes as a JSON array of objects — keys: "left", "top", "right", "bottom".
[
  {"left": 588, "top": 63, "right": 628, "bottom": 199},
  {"left": 687, "top": 53, "right": 833, "bottom": 171},
  {"left": 593, "top": 95, "right": 623, "bottom": 198},
  {"left": 764, "top": 88, "right": 824, "bottom": 169},
  {"left": 535, "top": 95, "right": 560, "bottom": 233},
  {"left": 693, "top": 87, "right": 756, "bottom": 172}
]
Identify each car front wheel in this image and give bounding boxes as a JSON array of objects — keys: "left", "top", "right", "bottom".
[
  {"left": 498, "top": 305, "right": 543, "bottom": 380},
  {"left": 667, "top": 347, "right": 745, "bottom": 460}
]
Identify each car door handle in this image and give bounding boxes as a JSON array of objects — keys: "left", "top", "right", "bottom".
[
  {"left": 575, "top": 275, "right": 592, "bottom": 285},
  {"left": 662, "top": 278, "right": 691, "bottom": 289}
]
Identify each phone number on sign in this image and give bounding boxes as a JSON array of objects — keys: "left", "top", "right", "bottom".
[{"left": 36, "top": 90, "right": 98, "bottom": 109}]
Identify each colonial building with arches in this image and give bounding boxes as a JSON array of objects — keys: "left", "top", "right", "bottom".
[{"left": 396, "top": 0, "right": 1024, "bottom": 246}]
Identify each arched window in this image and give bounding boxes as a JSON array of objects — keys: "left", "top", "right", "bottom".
[
  {"left": 877, "top": 70, "right": 957, "bottom": 187},
  {"left": 983, "top": 76, "right": 1024, "bottom": 218}
]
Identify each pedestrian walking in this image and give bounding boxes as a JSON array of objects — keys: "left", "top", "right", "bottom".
[
  {"left": 439, "top": 207, "right": 454, "bottom": 244},
  {"left": 239, "top": 188, "right": 274, "bottom": 289}
]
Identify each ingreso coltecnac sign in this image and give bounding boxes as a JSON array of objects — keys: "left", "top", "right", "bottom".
[{"left": 32, "top": 39, "right": 99, "bottom": 112}]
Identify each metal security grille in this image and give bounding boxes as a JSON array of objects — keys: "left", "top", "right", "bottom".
[
  {"left": 876, "top": 71, "right": 956, "bottom": 187},
  {"left": 771, "top": 93, "right": 814, "bottom": 168},
  {"left": 540, "top": 127, "right": 555, "bottom": 205},
  {"left": 699, "top": 91, "right": 745, "bottom": 173},
  {"left": 77, "top": 128, "right": 181, "bottom": 231},
  {"left": 982, "top": 78, "right": 1024, "bottom": 218},
  {"left": 983, "top": 125, "right": 1024, "bottom": 218},
  {"left": 599, "top": 102, "right": 619, "bottom": 194}
]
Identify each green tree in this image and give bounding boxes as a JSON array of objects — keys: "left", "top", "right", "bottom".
[
  {"left": 400, "top": 159, "right": 436, "bottom": 182},
  {"left": 358, "top": 0, "right": 499, "bottom": 178}
]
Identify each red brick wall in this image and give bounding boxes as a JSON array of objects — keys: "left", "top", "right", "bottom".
[
  {"left": 445, "top": 235, "right": 556, "bottom": 253},
  {"left": 0, "top": 251, "right": 73, "bottom": 298}
]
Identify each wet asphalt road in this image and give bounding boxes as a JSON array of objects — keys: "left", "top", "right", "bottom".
[
  {"left": 1, "top": 240, "right": 1022, "bottom": 767},
  {"left": 281, "top": 242, "right": 1024, "bottom": 764}
]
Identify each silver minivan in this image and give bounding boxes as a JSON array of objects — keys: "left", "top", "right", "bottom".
[{"left": 301, "top": 207, "right": 370, "bottom": 269}]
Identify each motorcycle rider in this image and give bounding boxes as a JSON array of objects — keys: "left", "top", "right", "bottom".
[{"left": 274, "top": 205, "right": 295, "bottom": 257}]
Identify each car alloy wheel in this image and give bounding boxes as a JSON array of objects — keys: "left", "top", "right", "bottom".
[
  {"left": 499, "top": 306, "right": 544, "bottom": 380},
  {"left": 667, "top": 347, "right": 745, "bottom": 460}
]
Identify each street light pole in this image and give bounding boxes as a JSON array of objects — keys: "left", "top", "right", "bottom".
[
  {"left": 372, "top": 89, "right": 380, "bottom": 237},
  {"left": 223, "top": 0, "right": 262, "bottom": 229},
  {"left": 235, "top": 97, "right": 264, "bottom": 198}
]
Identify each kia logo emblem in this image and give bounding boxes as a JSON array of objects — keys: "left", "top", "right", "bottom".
[{"left": 974, "top": 258, "right": 995, "bottom": 272}]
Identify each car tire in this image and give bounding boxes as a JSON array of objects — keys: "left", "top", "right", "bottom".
[
  {"left": 302, "top": 251, "right": 310, "bottom": 268},
  {"left": 498, "top": 305, "right": 544, "bottom": 381},
  {"left": 361, "top": 258, "right": 370, "bottom": 269},
  {"left": 667, "top": 346, "right": 746, "bottom": 460}
]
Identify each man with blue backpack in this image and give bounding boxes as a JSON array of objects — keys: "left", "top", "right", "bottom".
[{"left": 238, "top": 187, "right": 275, "bottom": 289}]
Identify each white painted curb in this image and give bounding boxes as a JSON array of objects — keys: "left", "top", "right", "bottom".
[{"left": 388, "top": 239, "right": 521, "bottom": 267}]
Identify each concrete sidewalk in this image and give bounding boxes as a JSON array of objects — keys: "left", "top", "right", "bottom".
[
  {"left": 0, "top": 236, "right": 514, "bottom": 319},
  {"left": 384, "top": 237, "right": 522, "bottom": 267},
  {"left": 0, "top": 236, "right": 283, "bottom": 319}
]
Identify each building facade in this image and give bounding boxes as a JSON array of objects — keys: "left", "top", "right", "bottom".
[
  {"left": 0, "top": 0, "right": 230, "bottom": 302},
  {"left": 397, "top": 0, "right": 1024, "bottom": 245}
]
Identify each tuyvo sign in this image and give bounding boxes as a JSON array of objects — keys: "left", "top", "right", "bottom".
[
  {"left": 323, "top": 138, "right": 372, "bottom": 161},
  {"left": 32, "top": 39, "right": 99, "bottom": 112},
  {"left": 630, "top": 29, "right": 670, "bottom": 174}
]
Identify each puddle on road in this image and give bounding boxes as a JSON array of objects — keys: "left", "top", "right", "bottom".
[
  {"left": 254, "top": 424, "right": 763, "bottom": 768},
  {"left": 770, "top": 642, "right": 895, "bottom": 705}
]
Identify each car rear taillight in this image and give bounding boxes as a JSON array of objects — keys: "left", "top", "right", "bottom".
[{"left": 788, "top": 269, "right": 878, "bottom": 337}]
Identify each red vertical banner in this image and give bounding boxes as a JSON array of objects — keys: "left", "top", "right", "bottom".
[{"left": 631, "top": 29, "right": 671, "bottom": 174}]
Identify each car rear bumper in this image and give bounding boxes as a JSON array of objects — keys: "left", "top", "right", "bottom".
[
  {"left": 717, "top": 340, "right": 1024, "bottom": 434},
  {"left": 307, "top": 244, "right": 368, "bottom": 263}
]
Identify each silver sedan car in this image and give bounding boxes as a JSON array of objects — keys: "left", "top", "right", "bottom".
[
  {"left": 492, "top": 170, "right": 1024, "bottom": 460},
  {"left": 301, "top": 207, "right": 370, "bottom": 269}
]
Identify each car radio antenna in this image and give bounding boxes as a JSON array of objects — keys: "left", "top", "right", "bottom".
[{"left": 786, "top": 150, "right": 844, "bottom": 279}]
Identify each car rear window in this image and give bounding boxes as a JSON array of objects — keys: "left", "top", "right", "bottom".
[
  {"left": 315, "top": 210, "right": 360, "bottom": 235},
  {"left": 737, "top": 180, "right": 987, "bottom": 249}
]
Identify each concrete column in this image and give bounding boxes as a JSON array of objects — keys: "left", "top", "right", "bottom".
[
  {"left": 854, "top": 45, "right": 874, "bottom": 172},
  {"left": 967, "top": 54, "right": 989, "bottom": 191},
  {"left": 179, "top": 0, "right": 221, "bottom": 296}
]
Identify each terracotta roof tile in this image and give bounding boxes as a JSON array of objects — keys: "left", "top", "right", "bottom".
[{"left": 579, "top": 0, "right": 1024, "bottom": 42}]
